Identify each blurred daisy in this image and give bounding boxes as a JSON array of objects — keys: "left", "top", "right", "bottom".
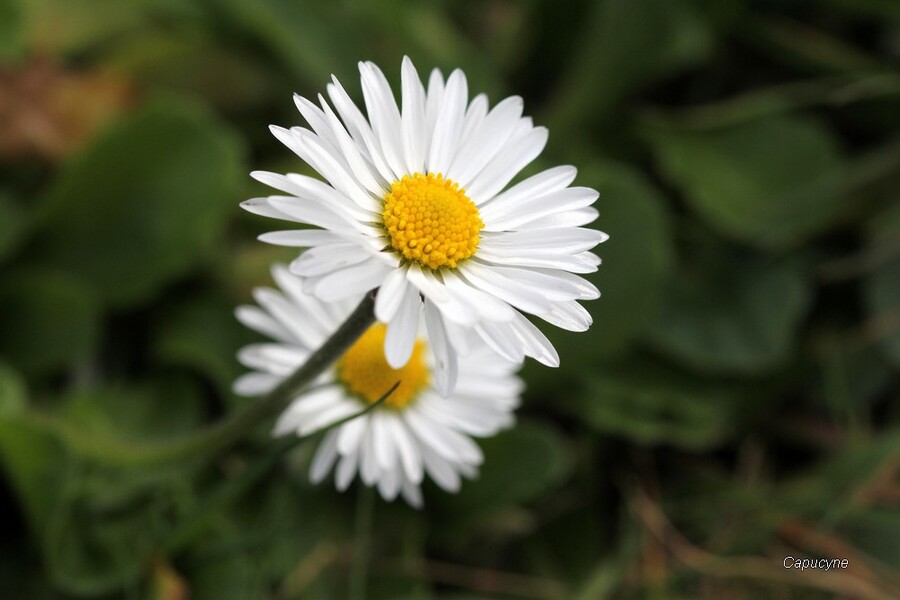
[
  {"left": 244, "top": 57, "right": 606, "bottom": 395},
  {"left": 234, "top": 265, "right": 522, "bottom": 507}
]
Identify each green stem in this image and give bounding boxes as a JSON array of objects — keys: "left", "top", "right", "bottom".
[
  {"left": 31, "top": 292, "right": 377, "bottom": 468},
  {"left": 349, "top": 484, "right": 376, "bottom": 600}
]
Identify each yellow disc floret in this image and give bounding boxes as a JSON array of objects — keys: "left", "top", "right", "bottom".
[
  {"left": 337, "top": 324, "right": 430, "bottom": 410},
  {"left": 382, "top": 173, "right": 483, "bottom": 270}
]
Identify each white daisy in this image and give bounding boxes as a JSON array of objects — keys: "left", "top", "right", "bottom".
[
  {"left": 243, "top": 57, "right": 607, "bottom": 395},
  {"left": 234, "top": 265, "right": 523, "bottom": 507}
]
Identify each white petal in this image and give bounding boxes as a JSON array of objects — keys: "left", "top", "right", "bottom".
[
  {"left": 235, "top": 305, "right": 295, "bottom": 344},
  {"left": 424, "top": 299, "right": 458, "bottom": 397},
  {"left": 420, "top": 445, "right": 461, "bottom": 492},
  {"left": 336, "top": 451, "right": 359, "bottom": 491},
  {"left": 400, "top": 478, "right": 424, "bottom": 508},
  {"left": 515, "top": 207, "right": 599, "bottom": 230},
  {"left": 400, "top": 56, "right": 427, "bottom": 174},
  {"left": 290, "top": 243, "right": 370, "bottom": 277},
  {"left": 384, "top": 284, "right": 421, "bottom": 368},
  {"left": 459, "top": 262, "right": 552, "bottom": 315},
  {"left": 481, "top": 187, "right": 599, "bottom": 231},
  {"left": 257, "top": 229, "right": 345, "bottom": 247},
  {"left": 383, "top": 413, "right": 423, "bottom": 484},
  {"left": 233, "top": 372, "right": 281, "bottom": 396},
  {"left": 359, "top": 61, "right": 405, "bottom": 179},
  {"left": 371, "top": 411, "right": 398, "bottom": 471},
  {"left": 326, "top": 76, "right": 395, "bottom": 183},
  {"left": 406, "top": 266, "right": 478, "bottom": 326},
  {"left": 427, "top": 69, "right": 468, "bottom": 175},
  {"left": 303, "top": 259, "right": 391, "bottom": 301},
  {"left": 377, "top": 464, "right": 402, "bottom": 501},
  {"left": 337, "top": 414, "right": 368, "bottom": 456},
  {"left": 309, "top": 429, "right": 340, "bottom": 483},
  {"left": 478, "top": 165, "right": 576, "bottom": 210},
  {"left": 374, "top": 267, "right": 409, "bottom": 322},
  {"left": 360, "top": 424, "right": 380, "bottom": 485},
  {"left": 447, "top": 96, "right": 523, "bottom": 186},
  {"left": 465, "top": 127, "right": 548, "bottom": 204}
]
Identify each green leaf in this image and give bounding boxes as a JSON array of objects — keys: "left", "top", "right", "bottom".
[
  {"left": 545, "top": 0, "right": 712, "bottom": 130},
  {"left": 648, "top": 253, "right": 810, "bottom": 374},
  {"left": 60, "top": 378, "right": 206, "bottom": 440},
  {"left": 31, "top": 97, "right": 244, "bottom": 307},
  {"left": 44, "top": 474, "right": 163, "bottom": 595},
  {"left": 444, "top": 421, "right": 572, "bottom": 513},
  {"left": 0, "top": 269, "right": 100, "bottom": 374},
  {"left": 647, "top": 115, "right": 846, "bottom": 248},
  {"left": 0, "top": 361, "right": 25, "bottom": 416},
  {"left": 152, "top": 294, "right": 249, "bottom": 394},
  {"left": 863, "top": 201, "right": 900, "bottom": 367},
  {"left": 0, "top": 415, "right": 66, "bottom": 536},
  {"left": 838, "top": 509, "right": 900, "bottom": 568},
  {"left": 0, "top": 193, "right": 26, "bottom": 263},
  {"left": 572, "top": 359, "right": 745, "bottom": 449},
  {"left": 0, "top": 0, "right": 22, "bottom": 59}
]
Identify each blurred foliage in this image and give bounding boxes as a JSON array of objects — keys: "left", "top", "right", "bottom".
[{"left": 0, "top": 0, "right": 899, "bottom": 598}]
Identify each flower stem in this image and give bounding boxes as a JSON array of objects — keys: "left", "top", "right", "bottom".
[
  {"left": 31, "top": 291, "right": 377, "bottom": 468},
  {"left": 349, "top": 484, "right": 376, "bottom": 600}
]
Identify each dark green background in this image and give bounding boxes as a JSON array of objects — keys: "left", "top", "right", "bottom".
[{"left": 0, "top": 0, "right": 899, "bottom": 598}]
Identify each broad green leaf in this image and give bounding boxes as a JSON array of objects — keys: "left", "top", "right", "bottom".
[
  {"left": 32, "top": 97, "right": 244, "bottom": 307},
  {"left": 648, "top": 253, "right": 810, "bottom": 374},
  {"left": 863, "top": 201, "right": 900, "bottom": 367},
  {"left": 0, "top": 269, "right": 100, "bottom": 373},
  {"left": 647, "top": 115, "right": 846, "bottom": 248},
  {"left": 572, "top": 359, "right": 745, "bottom": 449}
]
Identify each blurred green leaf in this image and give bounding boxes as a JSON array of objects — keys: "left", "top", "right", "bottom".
[
  {"left": 0, "top": 361, "right": 25, "bottom": 416},
  {"left": 545, "top": 0, "right": 712, "bottom": 130},
  {"left": 32, "top": 97, "right": 243, "bottom": 307},
  {"left": 0, "top": 269, "right": 100, "bottom": 374},
  {"left": 647, "top": 115, "right": 846, "bottom": 248},
  {"left": 102, "top": 30, "right": 280, "bottom": 111},
  {"left": 211, "top": 0, "right": 360, "bottom": 85},
  {"left": 0, "top": 193, "right": 26, "bottom": 263},
  {"left": 864, "top": 201, "right": 900, "bottom": 367},
  {"left": 152, "top": 294, "right": 248, "bottom": 394},
  {"left": 573, "top": 359, "right": 745, "bottom": 449},
  {"left": 838, "top": 509, "right": 900, "bottom": 568},
  {"left": 189, "top": 554, "right": 268, "bottom": 600},
  {"left": 0, "top": 415, "right": 66, "bottom": 535},
  {"left": 0, "top": 0, "right": 23, "bottom": 59},
  {"left": 44, "top": 476, "right": 162, "bottom": 595},
  {"left": 648, "top": 255, "right": 811, "bottom": 374},
  {"left": 446, "top": 421, "right": 572, "bottom": 513},
  {"left": 60, "top": 377, "right": 206, "bottom": 440}
]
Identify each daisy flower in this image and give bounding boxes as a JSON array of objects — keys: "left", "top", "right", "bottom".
[
  {"left": 243, "top": 57, "right": 606, "bottom": 395},
  {"left": 234, "top": 265, "right": 522, "bottom": 507}
]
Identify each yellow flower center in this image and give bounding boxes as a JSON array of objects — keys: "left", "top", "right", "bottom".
[
  {"left": 336, "top": 324, "right": 430, "bottom": 410},
  {"left": 382, "top": 173, "right": 483, "bottom": 270}
]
